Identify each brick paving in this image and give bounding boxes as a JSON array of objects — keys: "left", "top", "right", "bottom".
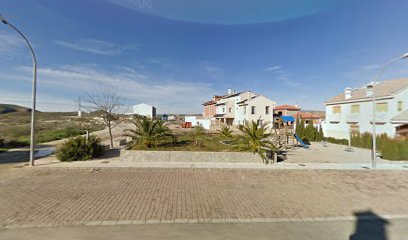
[{"left": 0, "top": 168, "right": 408, "bottom": 228}]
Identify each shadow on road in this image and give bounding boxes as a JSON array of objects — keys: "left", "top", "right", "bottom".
[
  {"left": 0, "top": 150, "right": 30, "bottom": 164},
  {"left": 350, "top": 211, "right": 389, "bottom": 240},
  {"left": 0, "top": 148, "right": 55, "bottom": 164},
  {"left": 97, "top": 148, "right": 121, "bottom": 160}
]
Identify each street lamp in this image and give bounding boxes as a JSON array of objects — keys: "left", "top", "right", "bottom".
[
  {"left": 0, "top": 14, "right": 38, "bottom": 166},
  {"left": 371, "top": 53, "right": 408, "bottom": 169}
]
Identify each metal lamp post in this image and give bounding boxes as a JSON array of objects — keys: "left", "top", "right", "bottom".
[
  {"left": 371, "top": 53, "right": 408, "bottom": 169},
  {"left": 0, "top": 14, "right": 38, "bottom": 166}
]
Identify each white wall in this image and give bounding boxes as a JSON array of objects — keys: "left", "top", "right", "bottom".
[
  {"left": 185, "top": 116, "right": 211, "bottom": 129},
  {"left": 133, "top": 103, "right": 155, "bottom": 118},
  {"left": 236, "top": 95, "right": 275, "bottom": 126}
]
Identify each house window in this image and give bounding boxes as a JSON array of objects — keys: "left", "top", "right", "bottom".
[
  {"left": 222, "top": 108, "right": 225, "bottom": 113},
  {"left": 351, "top": 104, "right": 360, "bottom": 114},
  {"left": 251, "top": 106, "right": 256, "bottom": 114},
  {"left": 376, "top": 102, "right": 388, "bottom": 112},
  {"left": 398, "top": 101, "right": 403, "bottom": 111},
  {"left": 229, "top": 108, "right": 232, "bottom": 113},
  {"left": 265, "top": 106, "right": 270, "bottom": 115},
  {"left": 332, "top": 106, "right": 341, "bottom": 114}
]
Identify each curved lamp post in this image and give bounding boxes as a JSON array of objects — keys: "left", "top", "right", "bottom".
[
  {"left": 0, "top": 14, "right": 37, "bottom": 166},
  {"left": 371, "top": 53, "right": 408, "bottom": 169}
]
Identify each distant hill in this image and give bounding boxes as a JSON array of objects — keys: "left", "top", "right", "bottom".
[
  {"left": 0, "top": 104, "right": 31, "bottom": 114},
  {"left": 301, "top": 110, "right": 325, "bottom": 119}
]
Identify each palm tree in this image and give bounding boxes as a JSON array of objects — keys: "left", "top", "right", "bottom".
[
  {"left": 124, "top": 115, "right": 172, "bottom": 149},
  {"left": 218, "top": 125, "right": 233, "bottom": 138},
  {"left": 238, "top": 120, "right": 276, "bottom": 164}
]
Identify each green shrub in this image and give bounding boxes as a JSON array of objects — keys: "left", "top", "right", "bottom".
[
  {"left": 56, "top": 135, "right": 106, "bottom": 161},
  {"left": 218, "top": 125, "right": 233, "bottom": 138},
  {"left": 381, "top": 138, "right": 408, "bottom": 160},
  {"left": 295, "top": 119, "right": 323, "bottom": 142},
  {"left": 326, "top": 137, "right": 348, "bottom": 145},
  {"left": 328, "top": 132, "right": 407, "bottom": 160},
  {"left": 36, "top": 127, "right": 85, "bottom": 143}
]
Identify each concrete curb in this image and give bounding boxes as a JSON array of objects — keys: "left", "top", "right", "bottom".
[{"left": 4, "top": 214, "right": 408, "bottom": 229}]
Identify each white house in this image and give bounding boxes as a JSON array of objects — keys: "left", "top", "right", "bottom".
[
  {"left": 323, "top": 78, "right": 408, "bottom": 139},
  {"left": 213, "top": 89, "right": 276, "bottom": 126},
  {"left": 132, "top": 103, "right": 156, "bottom": 118},
  {"left": 184, "top": 115, "right": 211, "bottom": 130},
  {"left": 236, "top": 95, "right": 276, "bottom": 127}
]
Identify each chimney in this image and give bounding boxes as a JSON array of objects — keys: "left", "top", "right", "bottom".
[
  {"left": 227, "top": 88, "right": 233, "bottom": 95},
  {"left": 344, "top": 87, "right": 352, "bottom": 99},
  {"left": 366, "top": 83, "right": 374, "bottom": 97}
]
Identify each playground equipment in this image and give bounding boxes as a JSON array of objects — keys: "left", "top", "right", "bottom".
[
  {"left": 271, "top": 115, "right": 296, "bottom": 149},
  {"left": 294, "top": 133, "right": 310, "bottom": 149}
]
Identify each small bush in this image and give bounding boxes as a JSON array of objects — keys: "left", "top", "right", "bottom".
[
  {"left": 326, "top": 137, "right": 348, "bottom": 145},
  {"left": 56, "top": 135, "right": 106, "bottom": 162},
  {"left": 218, "top": 125, "right": 233, "bottom": 138},
  {"left": 381, "top": 138, "right": 408, "bottom": 160}
]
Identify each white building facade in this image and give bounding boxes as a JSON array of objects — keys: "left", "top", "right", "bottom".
[
  {"left": 323, "top": 78, "right": 408, "bottom": 139},
  {"left": 236, "top": 95, "right": 276, "bottom": 127},
  {"left": 132, "top": 103, "right": 157, "bottom": 118},
  {"left": 213, "top": 90, "right": 276, "bottom": 126}
]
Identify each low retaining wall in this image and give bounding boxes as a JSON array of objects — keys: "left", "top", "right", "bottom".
[{"left": 120, "top": 150, "right": 263, "bottom": 163}]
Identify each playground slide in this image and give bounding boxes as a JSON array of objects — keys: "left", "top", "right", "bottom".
[{"left": 294, "top": 134, "right": 310, "bottom": 149}]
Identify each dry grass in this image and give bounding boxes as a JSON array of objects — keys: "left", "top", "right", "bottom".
[{"left": 0, "top": 111, "right": 104, "bottom": 147}]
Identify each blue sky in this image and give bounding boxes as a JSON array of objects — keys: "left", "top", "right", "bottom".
[{"left": 1, "top": 0, "right": 408, "bottom": 113}]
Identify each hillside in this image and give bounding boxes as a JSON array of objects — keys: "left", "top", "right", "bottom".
[
  {"left": 0, "top": 104, "right": 31, "bottom": 114},
  {"left": 0, "top": 105, "right": 104, "bottom": 149},
  {"left": 301, "top": 110, "right": 326, "bottom": 120}
]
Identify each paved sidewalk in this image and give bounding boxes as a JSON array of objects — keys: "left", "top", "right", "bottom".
[{"left": 1, "top": 168, "right": 408, "bottom": 229}]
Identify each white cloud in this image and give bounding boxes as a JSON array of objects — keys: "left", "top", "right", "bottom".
[
  {"left": 54, "top": 38, "right": 137, "bottom": 56},
  {"left": 10, "top": 64, "right": 214, "bottom": 113},
  {"left": 264, "top": 66, "right": 302, "bottom": 88},
  {"left": 198, "top": 61, "right": 225, "bottom": 79},
  {"left": 0, "top": 30, "right": 25, "bottom": 56},
  {"left": 263, "top": 66, "right": 281, "bottom": 72}
]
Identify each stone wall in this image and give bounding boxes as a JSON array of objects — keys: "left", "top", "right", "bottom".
[{"left": 120, "top": 150, "right": 263, "bottom": 163}]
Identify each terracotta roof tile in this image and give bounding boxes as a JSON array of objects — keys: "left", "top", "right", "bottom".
[
  {"left": 275, "top": 105, "right": 300, "bottom": 111},
  {"left": 293, "top": 112, "right": 320, "bottom": 119}
]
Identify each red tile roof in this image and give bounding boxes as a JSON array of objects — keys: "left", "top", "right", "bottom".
[
  {"left": 293, "top": 112, "right": 320, "bottom": 119},
  {"left": 202, "top": 100, "right": 216, "bottom": 106},
  {"left": 275, "top": 105, "right": 300, "bottom": 111}
]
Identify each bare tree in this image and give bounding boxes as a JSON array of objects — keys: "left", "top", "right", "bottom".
[{"left": 85, "top": 87, "right": 125, "bottom": 148}]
